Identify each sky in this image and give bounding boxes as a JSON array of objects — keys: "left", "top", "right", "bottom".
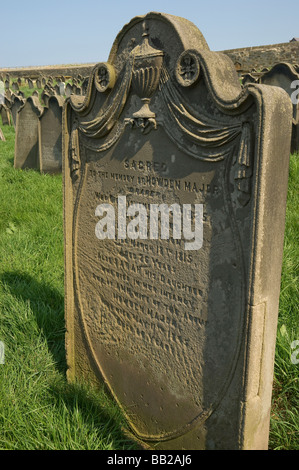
[{"left": 1, "top": 0, "right": 298, "bottom": 68}]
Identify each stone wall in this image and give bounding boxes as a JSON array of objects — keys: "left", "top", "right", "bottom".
[
  {"left": 1, "top": 41, "right": 299, "bottom": 79},
  {"left": 221, "top": 41, "right": 299, "bottom": 72},
  {"left": 0, "top": 63, "right": 96, "bottom": 80}
]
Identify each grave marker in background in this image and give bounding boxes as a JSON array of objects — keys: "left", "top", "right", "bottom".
[
  {"left": 260, "top": 62, "right": 299, "bottom": 153},
  {"left": 38, "top": 95, "right": 64, "bottom": 173},
  {"left": 0, "top": 105, "right": 11, "bottom": 126},
  {"left": 14, "top": 96, "right": 43, "bottom": 169},
  {"left": 11, "top": 95, "right": 26, "bottom": 129}
]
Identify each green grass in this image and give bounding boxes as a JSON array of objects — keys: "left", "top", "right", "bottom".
[
  {"left": 269, "top": 153, "right": 299, "bottom": 450},
  {"left": 0, "top": 118, "right": 298, "bottom": 450},
  {"left": 0, "top": 124, "right": 139, "bottom": 450}
]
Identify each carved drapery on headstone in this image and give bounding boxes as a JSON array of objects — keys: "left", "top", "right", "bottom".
[{"left": 63, "top": 12, "right": 292, "bottom": 450}]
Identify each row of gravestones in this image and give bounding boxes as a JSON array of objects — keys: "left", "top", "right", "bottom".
[
  {"left": 1, "top": 73, "right": 89, "bottom": 96},
  {"left": 0, "top": 77, "right": 88, "bottom": 149},
  {"left": 13, "top": 95, "right": 64, "bottom": 173},
  {"left": 242, "top": 63, "right": 299, "bottom": 153},
  {"left": 0, "top": 84, "right": 64, "bottom": 172}
]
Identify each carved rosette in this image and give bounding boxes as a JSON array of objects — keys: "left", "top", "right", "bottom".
[
  {"left": 95, "top": 63, "right": 116, "bottom": 92},
  {"left": 175, "top": 50, "right": 201, "bottom": 87}
]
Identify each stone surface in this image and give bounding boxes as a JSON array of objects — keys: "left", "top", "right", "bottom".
[
  {"left": 27, "top": 78, "right": 34, "bottom": 89},
  {"left": 38, "top": 95, "right": 64, "bottom": 173},
  {"left": 10, "top": 95, "right": 26, "bottom": 128},
  {"left": 259, "top": 63, "right": 299, "bottom": 153},
  {"left": 65, "top": 82, "right": 73, "bottom": 97},
  {"left": 14, "top": 96, "right": 43, "bottom": 169},
  {"left": 222, "top": 41, "right": 299, "bottom": 72},
  {"left": 59, "top": 82, "right": 66, "bottom": 96},
  {"left": 0, "top": 104, "right": 11, "bottom": 126},
  {"left": 0, "top": 80, "right": 4, "bottom": 105},
  {"left": 63, "top": 12, "right": 292, "bottom": 450},
  {"left": 0, "top": 126, "right": 5, "bottom": 141}
]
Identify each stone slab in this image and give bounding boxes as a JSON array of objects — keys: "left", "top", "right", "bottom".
[
  {"left": 63, "top": 12, "right": 292, "bottom": 450},
  {"left": 38, "top": 95, "right": 64, "bottom": 173},
  {"left": 14, "top": 96, "right": 43, "bottom": 169}
]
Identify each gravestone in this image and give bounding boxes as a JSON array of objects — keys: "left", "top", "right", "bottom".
[
  {"left": 0, "top": 126, "right": 5, "bottom": 141},
  {"left": 65, "top": 82, "right": 73, "bottom": 97},
  {"left": 36, "top": 78, "right": 42, "bottom": 89},
  {"left": 81, "top": 77, "right": 89, "bottom": 95},
  {"left": 0, "top": 104, "right": 11, "bottom": 126},
  {"left": 27, "top": 78, "right": 34, "bottom": 89},
  {"left": 59, "top": 82, "right": 66, "bottom": 96},
  {"left": 38, "top": 95, "right": 64, "bottom": 173},
  {"left": 5, "top": 89, "right": 12, "bottom": 100},
  {"left": 14, "top": 96, "right": 43, "bottom": 169},
  {"left": 41, "top": 90, "right": 50, "bottom": 106},
  {"left": 260, "top": 62, "right": 299, "bottom": 153},
  {"left": 10, "top": 95, "right": 26, "bottom": 128},
  {"left": 0, "top": 80, "right": 4, "bottom": 105},
  {"left": 242, "top": 74, "right": 257, "bottom": 86},
  {"left": 63, "top": 12, "right": 292, "bottom": 450},
  {"left": 12, "top": 81, "right": 19, "bottom": 91}
]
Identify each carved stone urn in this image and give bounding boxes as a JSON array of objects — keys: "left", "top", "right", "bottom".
[{"left": 131, "top": 21, "right": 164, "bottom": 121}]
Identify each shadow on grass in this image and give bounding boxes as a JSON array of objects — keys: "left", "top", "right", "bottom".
[
  {"left": 48, "top": 381, "right": 141, "bottom": 450},
  {"left": 1, "top": 271, "right": 66, "bottom": 373},
  {"left": 1, "top": 270, "right": 141, "bottom": 450}
]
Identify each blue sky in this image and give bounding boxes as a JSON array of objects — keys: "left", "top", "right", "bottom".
[{"left": 1, "top": 0, "right": 298, "bottom": 67}]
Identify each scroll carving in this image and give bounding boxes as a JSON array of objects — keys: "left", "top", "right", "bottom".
[{"left": 70, "top": 120, "right": 80, "bottom": 181}]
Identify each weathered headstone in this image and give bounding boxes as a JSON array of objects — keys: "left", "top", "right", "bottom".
[
  {"left": 260, "top": 62, "right": 299, "bottom": 153},
  {"left": 0, "top": 80, "right": 4, "bottom": 105},
  {"left": 41, "top": 90, "right": 50, "bottom": 107},
  {"left": 14, "top": 96, "right": 43, "bottom": 169},
  {"left": 27, "top": 78, "right": 34, "bottom": 89},
  {"left": 36, "top": 78, "right": 42, "bottom": 89},
  {"left": 81, "top": 77, "right": 89, "bottom": 95},
  {"left": 0, "top": 126, "right": 5, "bottom": 141},
  {"left": 242, "top": 74, "right": 257, "bottom": 86},
  {"left": 65, "top": 82, "right": 73, "bottom": 97},
  {"left": 63, "top": 13, "right": 292, "bottom": 450},
  {"left": 0, "top": 104, "right": 11, "bottom": 126},
  {"left": 38, "top": 95, "right": 64, "bottom": 173},
  {"left": 10, "top": 95, "right": 26, "bottom": 129},
  {"left": 5, "top": 89, "right": 12, "bottom": 100},
  {"left": 12, "top": 81, "right": 19, "bottom": 91},
  {"left": 59, "top": 82, "right": 66, "bottom": 96}
]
